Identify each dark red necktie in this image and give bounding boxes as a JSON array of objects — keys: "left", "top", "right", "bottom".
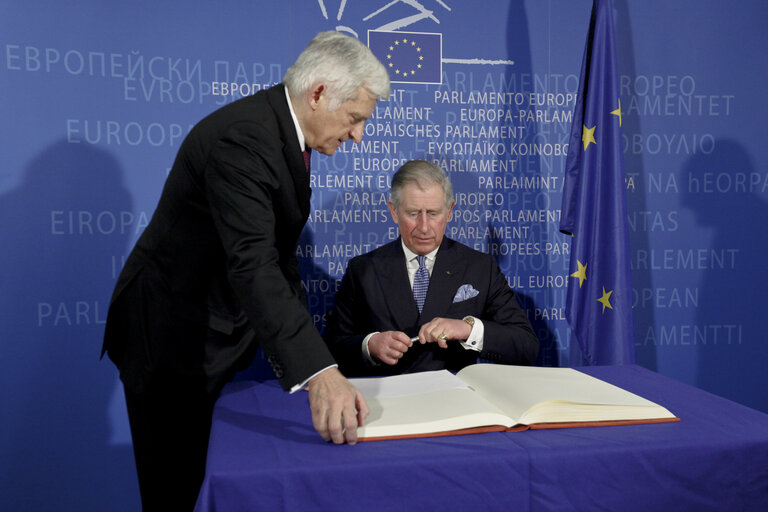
[{"left": 303, "top": 149, "right": 311, "bottom": 172}]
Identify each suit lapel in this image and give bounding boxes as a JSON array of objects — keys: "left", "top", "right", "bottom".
[
  {"left": 266, "top": 84, "right": 311, "bottom": 219},
  {"left": 420, "top": 238, "right": 461, "bottom": 321},
  {"left": 373, "top": 240, "right": 420, "bottom": 327}
]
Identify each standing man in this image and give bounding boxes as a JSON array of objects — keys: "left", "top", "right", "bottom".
[
  {"left": 325, "top": 160, "right": 538, "bottom": 376},
  {"left": 101, "top": 32, "right": 389, "bottom": 510}
]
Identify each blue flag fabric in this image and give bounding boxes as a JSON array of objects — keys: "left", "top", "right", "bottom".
[
  {"left": 368, "top": 30, "right": 442, "bottom": 84},
  {"left": 560, "top": 0, "right": 635, "bottom": 365}
]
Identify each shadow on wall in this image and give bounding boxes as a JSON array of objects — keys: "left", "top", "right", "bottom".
[
  {"left": 0, "top": 140, "right": 140, "bottom": 510},
  {"left": 501, "top": 1, "right": 562, "bottom": 367},
  {"left": 681, "top": 138, "right": 768, "bottom": 413},
  {"left": 614, "top": 0, "right": 657, "bottom": 371}
]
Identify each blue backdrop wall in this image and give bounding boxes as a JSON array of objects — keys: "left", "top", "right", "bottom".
[{"left": 2, "top": 1, "right": 766, "bottom": 509}]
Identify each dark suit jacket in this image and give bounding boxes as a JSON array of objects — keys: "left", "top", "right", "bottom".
[
  {"left": 102, "top": 84, "right": 335, "bottom": 394},
  {"left": 324, "top": 237, "right": 538, "bottom": 377}
]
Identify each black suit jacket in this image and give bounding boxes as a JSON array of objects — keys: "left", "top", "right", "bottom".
[
  {"left": 325, "top": 237, "right": 538, "bottom": 376},
  {"left": 102, "top": 84, "right": 335, "bottom": 394}
]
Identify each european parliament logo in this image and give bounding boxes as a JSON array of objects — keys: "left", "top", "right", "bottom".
[{"left": 368, "top": 30, "right": 442, "bottom": 85}]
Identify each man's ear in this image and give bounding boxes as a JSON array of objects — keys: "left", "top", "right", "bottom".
[
  {"left": 447, "top": 200, "right": 456, "bottom": 220},
  {"left": 307, "top": 83, "right": 326, "bottom": 111},
  {"left": 388, "top": 200, "right": 399, "bottom": 224}
]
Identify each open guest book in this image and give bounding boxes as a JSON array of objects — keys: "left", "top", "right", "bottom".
[{"left": 351, "top": 364, "right": 679, "bottom": 441}]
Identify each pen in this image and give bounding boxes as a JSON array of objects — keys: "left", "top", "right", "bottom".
[{"left": 410, "top": 336, "right": 419, "bottom": 343}]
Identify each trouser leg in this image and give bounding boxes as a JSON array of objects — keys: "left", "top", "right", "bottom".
[{"left": 124, "top": 379, "right": 217, "bottom": 512}]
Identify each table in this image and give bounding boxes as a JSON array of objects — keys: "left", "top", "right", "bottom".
[{"left": 194, "top": 365, "right": 768, "bottom": 511}]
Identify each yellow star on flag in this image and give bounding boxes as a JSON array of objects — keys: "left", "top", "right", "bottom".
[
  {"left": 597, "top": 286, "right": 614, "bottom": 313},
  {"left": 570, "top": 260, "right": 587, "bottom": 288},
  {"left": 610, "top": 99, "right": 622, "bottom": 126},
  {"left": 582, "top": 124, "right": 596, "bottom": 150}
]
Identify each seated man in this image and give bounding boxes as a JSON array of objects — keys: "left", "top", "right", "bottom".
[{"left": 325, "top": 160, "right": 538, "bottom": 376}]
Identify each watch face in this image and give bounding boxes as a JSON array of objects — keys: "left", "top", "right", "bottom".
[{"left": 464, "top": 316, "right": 475, "bottom": 326}]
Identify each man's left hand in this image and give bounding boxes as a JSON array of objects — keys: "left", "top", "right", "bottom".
[{"left": 417, "top": 317, "right": 472, "bottom": 348}]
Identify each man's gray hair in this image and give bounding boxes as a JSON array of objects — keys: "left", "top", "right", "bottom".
[
  {"left": 390, "top": 160, "right": 454, "bottom": 210},
  {"left": 283, "top": 31, "right": 390, "bottom": 111}
]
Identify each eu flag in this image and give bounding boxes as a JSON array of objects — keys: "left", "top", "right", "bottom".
[
  {"left": 560, "top": 0, "right": 635, "bottom": 365},
  {"left": 368, "top": 30, "right": 441, "bottom": 84}
]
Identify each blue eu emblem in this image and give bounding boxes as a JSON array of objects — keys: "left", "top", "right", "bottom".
[{"left": 368, "top": 30, "right": 442, "bottom": 84}]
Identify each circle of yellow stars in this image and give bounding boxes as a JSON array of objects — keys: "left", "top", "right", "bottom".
[{"left": 386, "top": 37, "right": 424, "bottom": 78}]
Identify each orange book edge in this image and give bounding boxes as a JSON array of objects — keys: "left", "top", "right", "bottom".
[{"left": 359, "top": 416, "right": 680, "bottom": 442}]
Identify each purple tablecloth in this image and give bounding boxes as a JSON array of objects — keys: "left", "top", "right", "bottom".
[{"left": 194, "top": 365, "right": 768, "bottom": 511}]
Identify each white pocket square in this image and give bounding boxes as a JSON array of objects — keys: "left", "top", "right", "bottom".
[{"left": 453, "top": 284, "right": 479, "bottom": 303}]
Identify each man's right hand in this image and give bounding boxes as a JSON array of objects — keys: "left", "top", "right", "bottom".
[
  {"left": 307, "top": 367, "right": 368, "bottom": 445},
  {"left": 368, "top": 331, "right": 413, "bottom": 365}
]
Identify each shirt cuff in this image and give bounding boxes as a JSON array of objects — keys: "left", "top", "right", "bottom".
[
  {"left": 459, "top": 317, "right": 484, "bottom": 352},
  {"left": 363, "top": 332, "right": 380, "bottom": 365},
  {"left": 289, "top": 364, "right": 338, "bottom": 393}
]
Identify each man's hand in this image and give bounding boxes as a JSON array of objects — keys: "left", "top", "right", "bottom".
[
  {"left": 307, "top": 367, "right": 369, "bottom": 445},
  {"left": 368, "top": 331, "right": 413, "bottom": 365},
  {"left": 417, "top": 317, "right": 472, "bottom": 348}
]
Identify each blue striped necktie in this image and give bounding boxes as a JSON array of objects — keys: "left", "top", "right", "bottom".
[{"left": 413, "top": 255, "right": 429, "bottom": 313}]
